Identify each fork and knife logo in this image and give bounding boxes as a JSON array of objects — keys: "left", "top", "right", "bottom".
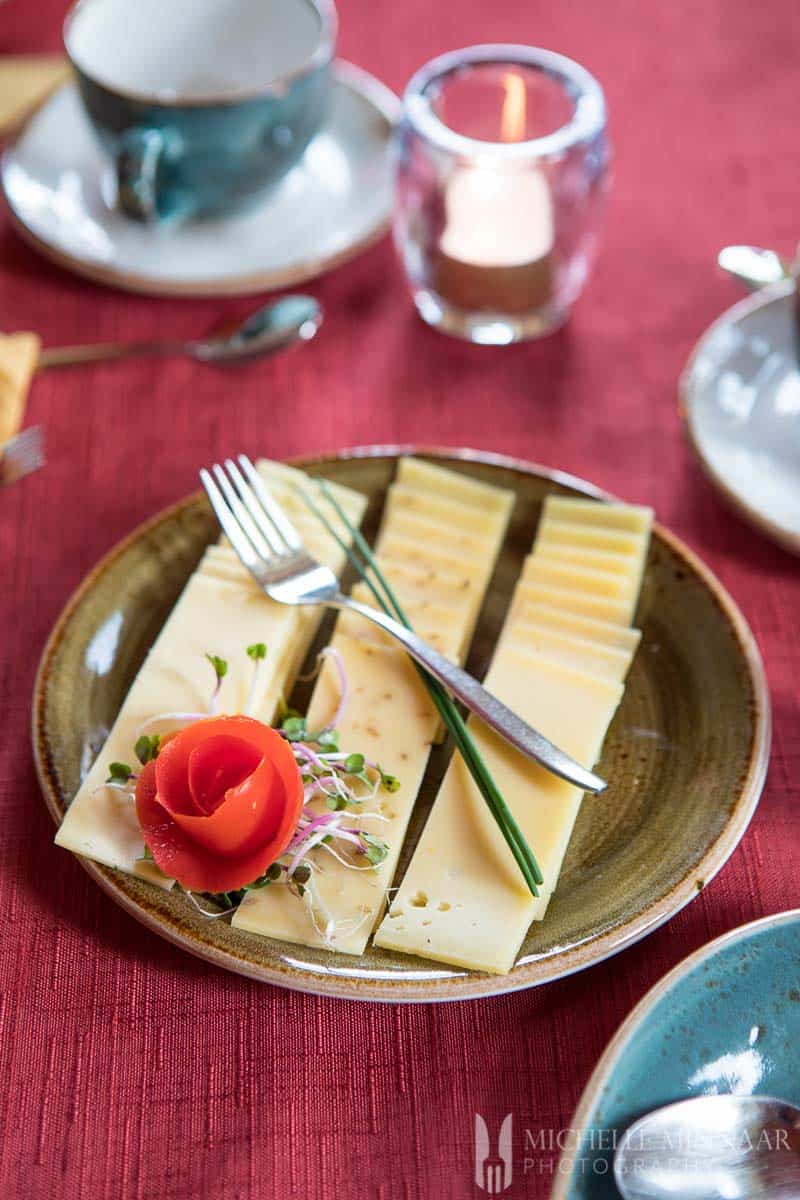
[{"left": 475, "top": 1113, "right": 513, "bottom": 1194}]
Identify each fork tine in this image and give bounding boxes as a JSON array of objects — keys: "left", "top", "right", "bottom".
[
  {"left": 238, "top": 455, "right": 303, "bottom": 552},
  {"left": 223, "top": 458, "right": 286, "bottom": 556},
  {"left": 212, "top": 464, "right": 276, "bottom": 560},
  {"left": 200, "top": 468, "right": 262, "bottom": 570}
]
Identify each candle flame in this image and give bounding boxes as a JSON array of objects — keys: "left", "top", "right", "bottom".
[{"left": 500, "top": 72, "right": 527, "bottom": 142}]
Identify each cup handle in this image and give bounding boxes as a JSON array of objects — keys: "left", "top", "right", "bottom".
[{"left": 116, "top": 128, "right": 167, "bottom": 222}]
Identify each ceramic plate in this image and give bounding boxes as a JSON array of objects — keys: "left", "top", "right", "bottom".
[
  {"left": 681, "top": 278, "right": 800, "bottom": 554},
  {"left": 2, "top": 62, "right": 399, "bottom": 296},
  {"left": 33, "top": 448, "right": 770, "bottom": 1002},
  {"left": 552, "top": 908, "right": 800, "bottom": 1197}
]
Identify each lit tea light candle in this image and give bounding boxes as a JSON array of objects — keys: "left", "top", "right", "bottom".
[{"left": 435, "top": 74, "right": 554, "bottom": 314}]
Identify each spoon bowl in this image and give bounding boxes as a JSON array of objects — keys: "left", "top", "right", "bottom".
[{"left": 614, "top": 1094, "right": 800, "bottom": 1200}]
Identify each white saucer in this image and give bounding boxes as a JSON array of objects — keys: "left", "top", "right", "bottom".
[
  {"left": 1, "top": 61, "right": 400, "bottom": 297},
  {"left": 681, "top": 278, "right": 800, "bottom": 555}
]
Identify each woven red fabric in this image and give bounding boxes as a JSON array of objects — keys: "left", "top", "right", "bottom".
[{"left": 1, "top": 1, "right": 798, "bottom": 1197}]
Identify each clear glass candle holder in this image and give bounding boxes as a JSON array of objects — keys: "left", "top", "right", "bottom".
[{"left": 393, "top": 45, "right": 610, "bottom": 344}]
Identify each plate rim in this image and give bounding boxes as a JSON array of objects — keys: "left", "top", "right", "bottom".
[
  {"left": 550, "top": 906, "right": 800, "bottom": 1197},
  {"left": 32, "top": 445, "right": 772, "bottom": 1002},
  {"left": 1, "top": 60, "right": 400, "bottom": 298},
  {"left": 679, "top": 277, "right": 800, "bottom": 555}
]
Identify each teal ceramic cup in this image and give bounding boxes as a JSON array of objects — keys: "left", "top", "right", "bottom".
[{"left": 64, "top": 0, "right": 336, "bottom": 224}]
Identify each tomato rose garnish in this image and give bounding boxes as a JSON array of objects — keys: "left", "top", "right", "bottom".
[{"left": 135, "top": 715, "right": 303, "bottom": 893}]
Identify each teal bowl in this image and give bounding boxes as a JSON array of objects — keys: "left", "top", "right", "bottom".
[{"left": 552, "top": 909, "right": 800, "bottom": 1198}]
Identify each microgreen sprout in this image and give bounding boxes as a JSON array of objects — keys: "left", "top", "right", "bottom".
[
  {"left": 205, "top": 653, "right": 228, "bottom": 714},
  {"left": 106, "top": 761, "right": 134, "bottom": 785},
  {"left": 134, "top": 734, "right": 160, "bottom": 765},
  {"left": 244, "top": 642, "right": 269, "bottom": 717}
]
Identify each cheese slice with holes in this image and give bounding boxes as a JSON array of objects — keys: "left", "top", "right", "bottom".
[
  {"left": 55, "top": 465, "right": 367, "bottom": 884},
  {"left": 373, "top": 654, "right": 624, "bottom": 973},
  {"left": 232, "top": 461, "right": 513, "bottom": 954},
  {"left": 374, "top": 494, "right": 652, "bottom": 973},
  {"left": 233, "top": 633, "right": 440, "bottom": 953}
]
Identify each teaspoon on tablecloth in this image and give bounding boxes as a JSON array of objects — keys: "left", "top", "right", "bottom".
[{"left": 36, "top": 294, "right": 323, "bottom": 369}]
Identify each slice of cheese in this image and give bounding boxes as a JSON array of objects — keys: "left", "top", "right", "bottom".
[
  {"left": 535, "top": 519, "right": 649, "bottom": 558},
  {"left": 374, "top": 655, "right": 623, "bottom": 973},
  {"left": 374, "top": 493, "right": 652, "bottom": 974},
  {"left": 379, "top": 530, "right": 495, "bottom": 577},
  {"left": 498, "top": 621, "right": 635, "bottom": 683},
  {"left": 543, "top": 495, "right": 653, "bottom": 534},
  {"left": 56, "top": 465, "right": 367, "bottom": 883},
  {"left": 384, "top": 483, "right": 508, "bottom": 539},
  {"left": 521, "top": 555, "right": 638, "bottom": 611},
  {"left": 233, "top": 459, "right": 513, "bottom": 954},
  {"left": 375, "top": 509, "right": 499, "bottom": 562},
  {"left": 396, "top": 457, "right": 515, "bottom": 515},
  {"left": 514, "top": 580, "right": 632, "bottom": 626},
  {"left": 510, "top": 600, "right": 641, "bottom": 654},
  {"left": 233, "top": 634, "right": 440, "bottom": 953},
  {"left": 533, "top": 542, "right": 642, "bottom": 577},
  {"left": 55, "top": 572, "right": 302, "bottom": 884},
  {"left": 0, "top": 331, "right": 40, "bottom": 444},
  {"left": 337, "top": 583, "right": 463, "bottom": 660}
]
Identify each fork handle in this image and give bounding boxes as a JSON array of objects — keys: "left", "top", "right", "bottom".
[{"left": 334, "top": 596, "right": 606, "bottom": 794}]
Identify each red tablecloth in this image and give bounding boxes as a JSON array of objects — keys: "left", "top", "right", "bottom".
[{"left": 2, "top": 1, "right": 798, "bottom": 1197}]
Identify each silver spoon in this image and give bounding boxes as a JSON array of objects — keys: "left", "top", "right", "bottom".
[
  {"left": 614, "top": 1094, "right": 800, "bottom": 1200},
  {"left": 36, "top": 294, "right": 322, "bottom": 369},
  {"left": 717, "top": 245, "right": 792, "bottom": 291}
]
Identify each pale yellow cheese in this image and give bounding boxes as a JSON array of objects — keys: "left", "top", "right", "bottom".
[
  {"left": 378, "top": 530, "right": 494, "bottom": 576},
  {"left": 514, "top": 580, "right": 632, "bottom": 626},
  {"left": 510, "top": 600, "right": 641, "bottom": 653},
  {"left": 374, "top": 655, "right": 623, "bottom": 973},
  {"left": 233, "top": 460, "right": 513, "bottom": 954},
  {"left": 374, "top": 493, "right": 652, "bottom": 973},
  {"left": 498, "top": 621, "right": 635, "bottom": 683},
  {"left": 536, "top": 519, "right": 649, "bottom": 558},
  {"left": 533, "top": 542, "right": 642, "bottom": 577},
  {"left": 337, "top": 583, "right": 463, "bottom": 660},
  {"left": 233, "top": 633, "right": 439, "bottom": 954},
  {"left": 56, "top": 465, "right": 367, "bottom": 883},
  {"left": 0, "top": 331, "right": 40, "bottom": 444},
  {"left": 375, "top": 509, "right": 498, "bottom": 562},
  {"left": 396, "top": 457, "right": 515, "bottom": 515},
  {"left": 543, "top": 495, "right": 653, "bottom": 533},
  {"left": 522, "top": 555, "right": 637, "bottom": 612},
  {"left": 55, "top": 572, "right": 302, "bottom": 884},
  {"left": 384, "top": 483, "right": 508, "bottom": 538}
]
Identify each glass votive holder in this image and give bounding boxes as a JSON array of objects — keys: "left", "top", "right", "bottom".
[{"left": 394, "top": 45, "right": 610, "bottom": 344}]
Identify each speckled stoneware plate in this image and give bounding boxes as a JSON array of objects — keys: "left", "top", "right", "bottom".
[
  {"left": 2, "top": 62, "right": 399, "bottom": 297},
  {"left": 33, "top": 448, "right": 770, "bottom": 1002},
  {"left": 552, "top": 908, "right": 800, "bottom": 1198},
  {"left": 681, "top": 278, "right": 800, "bottom": 555}
]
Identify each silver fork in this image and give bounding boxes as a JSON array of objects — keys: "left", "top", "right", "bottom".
[
  {"left": 0, "top": 426, "right": 45, "bottom": 488},
  {"left": 200, "top": 455, "right": 606, "bottom": 794}
]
